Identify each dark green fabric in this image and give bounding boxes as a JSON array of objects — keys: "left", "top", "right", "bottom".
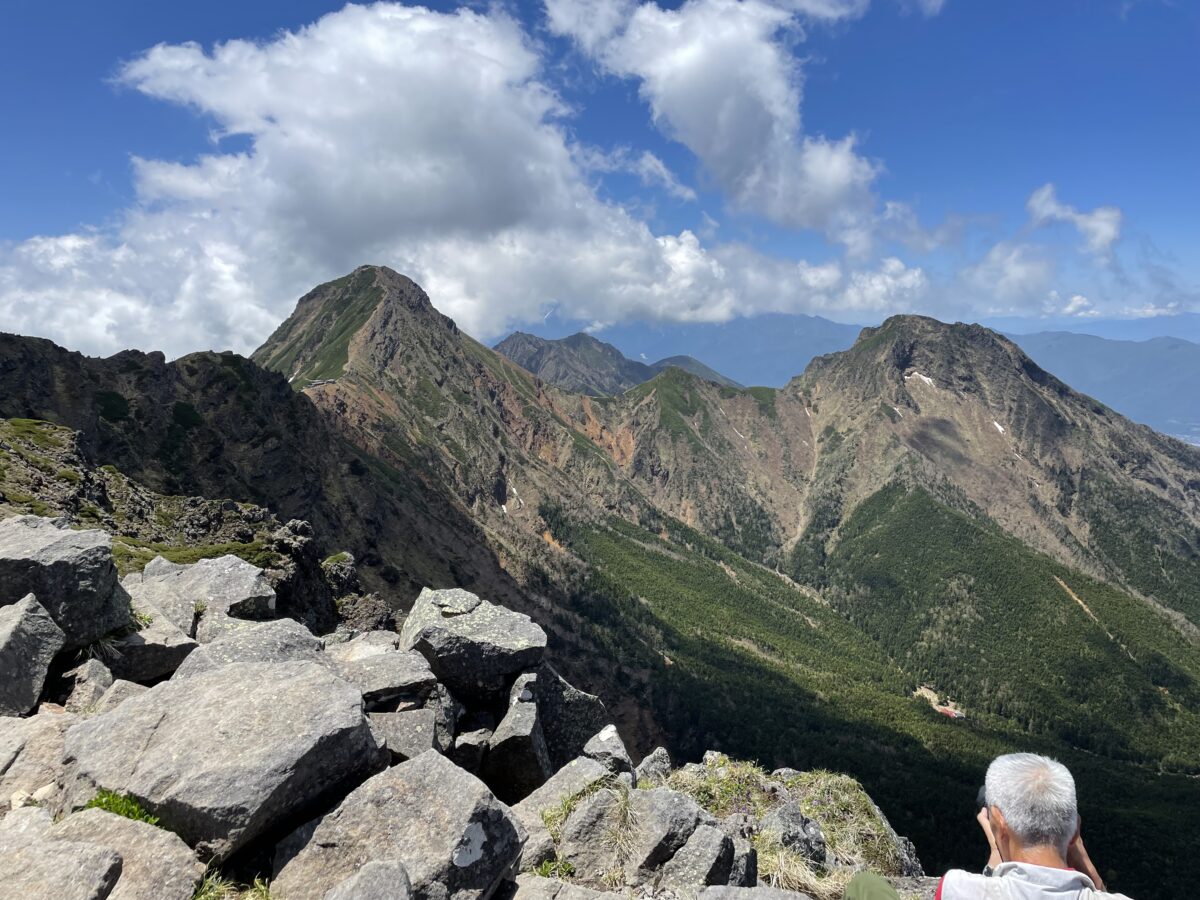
[{"left": 845, "top": 871, "right": 903, "bottom": 900}]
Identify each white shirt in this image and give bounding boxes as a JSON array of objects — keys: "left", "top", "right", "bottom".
[{"left": 940, "top": 862, "right": 1134, "bottom": 900}]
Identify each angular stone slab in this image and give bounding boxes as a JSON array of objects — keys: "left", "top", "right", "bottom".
[
  {"left": 64, "top": 660, "right": 114, "bottom": 715},
  {"left": 399, "top": 588, "right": 546, "bottom": 699},
  {"left": 0, "top": 516, "right": 130, "bottom": 649},
  {"left": 122, "top": 555, "right": 275, "bottom": 643},
  {"left": 0, "top": 832, "right": 122, "bottom": 900},
  {"left": 0, "top": 594, "right": 65, "bottom": 716},
  {"left": 323, "top": 860, "right": 412, "bottom": 900},
  {"left": 508, "top": 874, "right": 623, "bottom": 899},
  {"left": 535, "top": 663, "right": 608, "bottom": 771},
  {"left": 274, "top": 751, "right": 524, "bottom": 900},
  {"left": 481, "top": 671, "right": 553, "bottom": 804},
  {"left": 109, "top": 614, "right": 198, "bottom": 684},
  {"left": 582, "top": 724, "right": 633, "bottom": 776},
  {"left": 323, "top": 630, "right": 399, "bottom": 664},
  {"left": 0, "top": 708, "right": 77, "bottom": 814},
  {"left": 660, "top": 823, "right": 734, "bottom": 890},
  {"left": 700, "top": 890, "right": 816, "bottom": 900},
  {"left": 635, "top": 747, "right": 673, "bottom": 785},
  {"left": 172, "top": 618, "right": 321, "bottom": 680},
  {"left": 333, "top": 650, "right": 436, "bottom": 709},
  {"left": 50, "top": 808, "right": 204, "bottom": 900},
  {"left": 63, "top": 660, "right": 380, "bottom": 862},
  {"left": 760, "top": 802, "right": 826, "bottom": 864},
  {"left": 92, "top": 680, "right": 148, "bottom": 715},
  {"left": 512, "top": 755, "right": 610, "bottom": 870},
  {"left": 370, "top": 709, "right": 446, "bottom": 761}
]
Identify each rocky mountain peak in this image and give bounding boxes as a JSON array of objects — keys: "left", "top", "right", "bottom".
[{"left": 252, "top": 264, "right": 456, "bottom": 389}]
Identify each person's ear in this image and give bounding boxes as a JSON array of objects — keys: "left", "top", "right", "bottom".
[{"left": 990, "top": 806, "right": 1009, "bottom": 841}]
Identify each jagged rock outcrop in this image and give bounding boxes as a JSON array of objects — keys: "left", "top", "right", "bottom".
[
  {"left": 0, "top": 510, "right": 926, "bottom": 899},
  {"left": 273, "top": 751, "right": 524, "bottom": 900}
]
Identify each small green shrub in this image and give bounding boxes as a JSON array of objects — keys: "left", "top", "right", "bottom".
[
  {"left": 85, "top": 790, "right": 159, "bottom": 826},
  {"left": 533, "top": 858, "right": 576, "bottom": 879}
]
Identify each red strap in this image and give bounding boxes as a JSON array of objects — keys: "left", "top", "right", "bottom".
[{"left": 935, "top": 875, "right": 945, "bottom": 900}]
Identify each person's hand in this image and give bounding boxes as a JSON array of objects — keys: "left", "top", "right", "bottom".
[
  {"left": 1067, "top": 818, "right": 1105, "bottom": 892},
  {"left": 976, "top": 807, "right": 1002, "bottom": 869}
]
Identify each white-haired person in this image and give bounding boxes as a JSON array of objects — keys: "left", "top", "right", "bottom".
[{"left": 844, "top": 753, "right": 1134, "bottom": 899}]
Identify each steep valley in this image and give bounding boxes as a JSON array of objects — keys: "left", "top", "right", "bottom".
[{"left": 3, "top": 265, "right": 1199, "bottom": 896}]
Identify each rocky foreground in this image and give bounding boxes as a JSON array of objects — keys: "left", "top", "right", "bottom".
[{"left": 0, "top": 515, "right": 935, "bottom": 900}]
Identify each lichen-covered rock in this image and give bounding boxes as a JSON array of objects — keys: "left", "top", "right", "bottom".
[
  {"left": 660, "top": 823, "right": 734, "bottom": 891},
  {"left": 0, "top": 708, "right": 76, "bottom": 813},
  {"left": 108, "top": 615, "right": 198, "bottom": 684},
  {"left": 512, "top": 755, "right": 610, "bottom": 870},
  {"left": 0, "top": 516, "right": 130, "bottom": 649},
  {"left": 172, "top": 618, "right": 321, "bottom": 679},
  {"left": 273, "top": 751, "right": 524, "bottom": 900},
  {"left": 49, "top": 808, "right": 204, "bottom": 900},
  {"left": 0, "top": 594, "right": 65, "bottom": 716},
  {"left": 699, "top": 889, "right": 815, "bottom": 899},
  {"left": 64, "top": 660, "right": 114, "bottom": 714},
  {"left": 581, "top": 724, "right": 633, "bottom": 776},
  {"left": 399, "top": 588, "right": 546, "bottom": 699},
  {"left": 333, "top": 649, "right": 437, "bottom": 710},
  {"left": 635, "top": 747, "right": 673, "bottom": 785},
  {"left": 122, "top": 555, "right": 275, "bottom": 643},
  {"left": 62, "top": 660, "right": 381, "bottom": 862},
  {"left": 535, "top": 663, "right": 608, "bottom": 770},
  {"left": 323, "top": 860, "right": 413, "bottom": 900},
  {"left": 480, "top": 671, "right": 553, "bottom": 804}
]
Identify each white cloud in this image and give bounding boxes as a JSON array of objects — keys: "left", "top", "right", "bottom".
[
  {"left": 546, "top": 0, "right": 886, "bottom": 251},
  {"left": 1027, "top": 183, "right": 1122, "bottom": 255},
  {"left": 0, "top": 3, "right": 928, "bottom": 358},
  {"left": 964, "top": 242, "right": 1054, "bottom": 303},
  {"left": 577, "top": 146, "right": 697, "bottom": 200}
]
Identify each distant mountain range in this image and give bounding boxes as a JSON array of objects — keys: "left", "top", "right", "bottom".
[
  {"left": 497, "top": 317, "right": 1200, "bottom": 444},
  {"left": 493, "top": 332, "right": 741, "bottom": 396}
]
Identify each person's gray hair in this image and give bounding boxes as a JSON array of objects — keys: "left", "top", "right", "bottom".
[{"left": 985, "top": 753, "right": 1077, "bottom": 853}]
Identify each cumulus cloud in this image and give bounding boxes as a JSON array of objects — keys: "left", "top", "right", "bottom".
[
  {"left": 546, "top": 0, "right": 886, "bottom": 251},
  {"left": 1027, "top": 183, "right": 1122, "bottom": 255},
  {"left": 0, "top": 3, "right": 931, "bottom": 358},
  {"left": 963, "top": 242, "right": 1054, "bottom": 304}
]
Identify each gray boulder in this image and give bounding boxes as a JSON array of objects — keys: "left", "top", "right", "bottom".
[
  {"left": 0, "top": 833, "right": 122, "bottom": 900},
  {"left": 273, "top": 751, "right": 525, "bottom": 900},
  {"left": 0, "top": 594, "right": 66, "bottom": 716},
  {"left": 370, "top": 709, "right": 446, "bottom": 761},
  {"left": 64, "top": 660, "right": 115, "bottom": 714},
  {"left": 622, "top": 787, "right": 715, "bottom": 883},
  {"left": 581, "top": 724, "right": 633, "bottom": 776},
  {"left": 660, "top": 823, "right": 734, "bottom": 891},
  {"left": 635, "top": 747, "right": 673, "bottom": 784},
  {"left": 0, "top": 805, "right": 52, "bottom": 839},
  {"left": 399, "top": 588, "right": 546, "bottom": 699},
  {"left": 535, "top": 663, "right": 608, "bottom": 770},
  {"left": 507, "top": 875, "right": 622, "bottom": 899},
  {"left": 0, "top": 708, "right": 76, "bottom": 813},
  {"left": 92, "top": 680, "right": 148, "bottom": 715},
  {"left": 62, "top": 660, "right": 381, "bottom": 862},
  {"left": 324, "top": 860, "right": 412, "bottom": 900},
  {"left": 108, "top": 614, "right": 198, "bottom": 683},
  {"left": 49, "top": 808, "right": 204, "bottom": 900},
  {"left": 122, "top": 555, "right": 275, "bottom": 643},
  {"left": 512, "top": 755, "right": 611, "bottom": 870},
  {"left": 334, "top": 650, "right": 437, "bottom": 710},
  {"left": 728, "top": 836, "right": 758, "bottom": 887},
  {"left": 172, "top": 618, "right": 321, "bottom": 679},
  {"left": 324, "top": 630, "right": 399, "bottom": 663},
  {"left": 480, "top": 671, "right": 553, "bottom": 804},
  {"left": 0, "top": 516, "right": 130, "bottom": 649},
  {"left": 759, "top": 802, "right": 826, "bottom": 864}
]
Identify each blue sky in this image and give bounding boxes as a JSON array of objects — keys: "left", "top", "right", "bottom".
[{"left": 1, "top": 0, "right": 1197, "bottom": 357}]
